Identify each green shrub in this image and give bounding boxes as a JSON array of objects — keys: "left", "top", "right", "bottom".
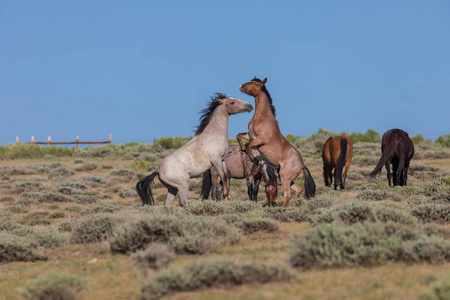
[
  {"left": 435, "top": 134, "right": 450, "bottom": 147},
  {"left": 262, "top": 207, "right": 306, "bottom": 222},
  {"left": 12, "top": 181, "right": 44, "bottom": 194},
  {"left": 74, "top": 163, "right": 98, "bottom": 172},
  {"left": 109, "top": 214, "right": 242, "bottom": 254},
  {"left": 109, "top": 168, "right": 136, "bottom": 178},
  {"left": 21, "top": 272, "right": 88, "bottom": 300},
  {"left": 80, "top": 176, "right": 108, "bottom": 187},
  {"left": 356, "top": 189, "right": 403, "bottom": 201},
  {"left": 221, "top": 214, "right": 279, "bottom": 234},
  {"left": 80, "top": 203, "right": 120, "bottom": 215},
  {"left": 289, "top": 222, "right": 417, "bottom": 268},
  {"left": 0, "top": 219, "right": 34, "bottom": 236},
  {"left": 33, "top": 227, "right": 67, "bottom": 249},
  {"left": 419, "top": 273, "right": 450, "bottom": 300},
  {"left": 141, "top": 258, "right": 294, "bottom": 300},
  {"left": 48, "top": 167, "right": 75, "bottom": 180},
  {"left": 118, "top": 188, "right": 137, "bottom": 198},
  {"left": 0, "top": 232, "right": 45, "bottom": 262},
  {"left": 401, "top": 237, "right": 450, "bottom": 264},
  {"left": 0, "top": 144, "right": 74, "bottom": 160},
  {"left": 411, "top": 204, "right": 450, "bottom": 224},
  {"left": 132, "top": 243, "right": 174, "bottom": 270},
  {"left": 311, "top": 202, "right": 416, "bottom": 226},
  {"left": 153, "top": 136, "right": 192, "bottom": 149},
  {"left": 71, "top": 215, "right": 121, "bottom": 244},
  {"left": 187, "top": 200, "right": 258, "bottom": 216},
  {"left": 421, "top": 177, "right": 450, "bottom": 202},
  {"left": 131, "top": 160, "right": 151, "bottom": 171}
]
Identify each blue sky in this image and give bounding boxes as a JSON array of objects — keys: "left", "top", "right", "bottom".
[{"left": 1, "top": 1, "right": 449, "bottom": 146}]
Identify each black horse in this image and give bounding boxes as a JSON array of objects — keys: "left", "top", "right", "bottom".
[{"left": 370, "top": 129, "right": 414, "bottom": 187}]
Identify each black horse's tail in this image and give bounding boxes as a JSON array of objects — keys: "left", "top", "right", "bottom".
[
  {"left": 335, "top": 138, "right": 348, "bottom": 187},
  {"left": 200, "top": 169, "right": 212, "bottom": 200},
  {"left": 136, "top": 171, "right": 159, "bottom": 205},
  {"left": 370, "top": 142, "right": 396, "bottom": 177},
  {"left": 303, "top": 166, "right": 316, "bottom": 199}
]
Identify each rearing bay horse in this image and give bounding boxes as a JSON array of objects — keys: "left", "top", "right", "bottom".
[
  {"left": 370, "top": 128, "right": 414, "bottom": 187},
  {"left": 322, "top": 136, "right": 353, "bottom": 190},
  {"left": 136, "top": 94, "right": 253, "bottom": 206},
  {"left": 237, "top": 77, "right": 316, "bottom": 207}
]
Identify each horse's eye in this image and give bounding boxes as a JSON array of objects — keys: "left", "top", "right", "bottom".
[
  {"left": 231, "top": 101, "right": 235, "bottom": 105},
  {"left": 255, "top": 83, "right": 259, "bottom": 86}
]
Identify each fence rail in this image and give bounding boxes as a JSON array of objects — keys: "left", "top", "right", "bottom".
[{"left": 16, "top": 134, "right": 111, "bottom": 149}]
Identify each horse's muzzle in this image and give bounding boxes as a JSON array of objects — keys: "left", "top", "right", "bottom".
[
  {"left": 244, "top": 103, "right": 254, "bottom": 112},
  {"left": 239, "top": 84, "right": 247, "bottom": 93}
]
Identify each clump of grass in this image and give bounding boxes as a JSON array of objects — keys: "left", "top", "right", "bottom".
[
  {"left": 411, "top": 204, "right": 450, "bottom": 224},
  {"left": 141, "top": 258, "right": 294, "bottom": 300},
  {"left": 131, "top": 160, "right": 151, "bottom": 171},
  {"left": 118, "top": 188, "right": 137, "bottom": 198},
  {"left": 80, "top": 203, "right": 120, "bottom": 215},
  {"left": 109, "top": 214, "right": 242, "bottom": 254},
  {"left": 74, "top": 163, "right": 98, "bottom": 172},
  {"left": 13, "top": 181, "right": 44, "bottom": 194},
  {"left": 48, "top": 166, "right": 75, "bottom": 180},
  {"left": 73, "top": 195, "right": 101, "bottom": 204},
  {"left": 80, "top": 176, "right": 108, "bottom": 187},
  {"left": 132, "top": 242, "right": 174, "bottom": 270},
  {"left": 419, "top": 273, "right": 450, "bottom": 300},
  {"left": 57, "top": 181, "right": 90, "bottom": 190},
  {"left": 356, "top": 189, "right": 403, "bottom": 201},
  {"left": 0, "top": 232, "right": 45, "bottom": 262},
  {"left": 312, "top": 201, "right": 417, "bottom": 226},
  {"left": 262, "top": 207, "right": 306, "bottom": 222},
  {"left": 53, "top": 186, "right": 84, "bottom": 195},
  {"left": 21, "top": 271, "right": 88, "bottom": 300},
  {"left": 187, "top": 199, "right": 258, "bottom": 216},
  {"left": 221, "top": 214, "right": 279, "bottom": 234},
  {"left": 71, "top": 215, "right": 121, "bottom": 244},
  {"left": 109, "top": 168, "right": 136, "bottom": 178}
]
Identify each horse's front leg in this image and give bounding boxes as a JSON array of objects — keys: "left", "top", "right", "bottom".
[
  {"left": 244, "top": 138, "right": 266, "bottom": 162},
  {"left": 237, "top": 132, "right": 250, "bottom": 152},
  {"left": 212, "top": 160, "right": 230, "bottom": 200}
]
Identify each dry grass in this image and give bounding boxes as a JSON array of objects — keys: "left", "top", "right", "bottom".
[{"left": 0, "top": 144, "right": 449, "bottom": 300}]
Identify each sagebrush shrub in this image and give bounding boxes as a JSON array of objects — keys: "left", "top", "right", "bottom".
[
  {"left": 132, "top": 242, "right": 174, "bottom": 270},
  {"left": 141, "top": 258, "right": 294, "bottom": 300},
  {"left": 419, "top": 273, "right": 450, "bottom": 300},
  {"left": 21, "top": 272, "right": 88, "bottom": 300},
  {"left": 80, "top": 176, "right": 108, "bottom": 187},
  {"left": 80, "top": 203, "right": 120, "bottom": 215},
  {"left": 411, "top": 204, "right": 450, "bottom": 224},
  {"left": 109, "top": 214, "right": 242, "bottom": 254},
  {"left": 48, "top": 166, "right": 75, "bottom": 180},
  {"left": 262, "top": 207, "right": 306, "bottom": 222},
  {"left": 71, "top": 215, "right": 122, "bottom": 244},
  {"left": 118, "top": 188, "right": 137, "bottom": 198},
  {"left": 356, "top": 189, "right": 403, "bottom": 202},
  {"left": 0, "top": 232, "right": 45, "bottom": 262}
]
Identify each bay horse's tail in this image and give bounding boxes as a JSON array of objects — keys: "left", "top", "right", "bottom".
[
  {"left": 136, "top": 171, "right": 159, "bottom": 205},
  {"left": 200, "top": 169, "right": 212, "bottom": 200},
  {"left": 335, "top": 138, "right": 348, "bottom": 187},
  {"left": 370, "top": 142, "right": 396, "bottom": 177},
  {"left": 303, "top": 166, "right": 316, "bottom": 199}
]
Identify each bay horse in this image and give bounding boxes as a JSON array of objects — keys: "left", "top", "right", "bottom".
[
  {"left": 237, "top": 77, "right": 316, "bottom": 207},
  {"left": 322, "top": 136, "right": 353, "bottom": 190},
  {"left": 201, "top": 144, "right": 278, "bottom": 204},
  {"left": 370, "top": 128, "right": 414, "bottom": 187},
  {"left": 136, "top": 94, "right": 253, "bottom": 206}
]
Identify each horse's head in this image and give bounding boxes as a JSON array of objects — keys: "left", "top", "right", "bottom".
[
  {"left": 216, "top": 94, "right": 253, "bottom": 115},
  {"left": 264, "top": 175, "right": 278, "bottom": 202},
  {"left": 239, "top": 77, "right": 267, "bottom": 97}
]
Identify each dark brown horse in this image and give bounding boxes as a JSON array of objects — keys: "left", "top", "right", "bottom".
[
  {"left": 201, "top": 144, "right": 278, "bottom": 205},
  {"left": 370, "top": 129, "right": 414, "bottom": 187},
  {"left": 237, "top": 77, "right": 316, "bottom": 207},
  {"left": 322, "top": 136, "right": 353, "bottom": 190}
]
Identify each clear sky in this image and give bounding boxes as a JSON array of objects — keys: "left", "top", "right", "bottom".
[{"left": 1, "top": 1, "right": 449, "bottom": 146}]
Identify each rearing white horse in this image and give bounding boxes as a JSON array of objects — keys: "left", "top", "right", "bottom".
[{"left": 136, "top": 93, "right": 253, "bottom": 207}]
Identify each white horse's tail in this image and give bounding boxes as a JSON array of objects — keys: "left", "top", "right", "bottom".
[{"left": 136, "top": 171, "right": 159, "bottom": 205}]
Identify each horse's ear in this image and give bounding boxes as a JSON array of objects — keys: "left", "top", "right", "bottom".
[
  {"left": 216, "top": 95, "right": 224, "bottom": 104},
  {"left": 216, "top": 93, "right": 224, "bottom": 98},
  {"left": 262, "top": 78, "right": 267, "bottom": 84}
]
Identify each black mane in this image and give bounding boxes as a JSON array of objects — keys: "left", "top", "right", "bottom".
[
  {"left": 194, "top": 93, "right": 226, "bottom": 136},
  {"left": 252, "top": 78, "right": 276, "bottom": 117}
]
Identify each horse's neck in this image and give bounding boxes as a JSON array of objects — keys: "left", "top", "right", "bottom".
[
  {"left": 254, "top": 93, "right": 273, "bottom": 118},
  {"left": 202, "top": 106, "right": 229, "bottom": 140}
]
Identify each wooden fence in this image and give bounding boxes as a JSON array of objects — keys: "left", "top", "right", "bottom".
[{"left": 16, "top": 134, "right": 111, "bottom": 149}]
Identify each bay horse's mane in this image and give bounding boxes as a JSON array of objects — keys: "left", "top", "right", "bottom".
[
  {"left": 252, "top": 78, "right": 276, "bottom": 117},
  {"left": 194, "top": 93, "right": 226, "bottom": 136}
]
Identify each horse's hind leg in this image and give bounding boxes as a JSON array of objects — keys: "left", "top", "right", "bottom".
[
  {"left": 253, "top": 177, "right": 261, "bottom": 202},
  {"left": 160, "top": 180, "right": 178, "bottom": 206},
  {"left": 385, "top": 162, "right": 392, "bottom": 187},
  {"left": 396, "top": 158, "right": 405, "bottom": 186},
  {"left": 246, "top": 176, "right": 254, "bottom": 200},
  {"left": 323, "top": 165, "right": 333, "bottom": 188}
]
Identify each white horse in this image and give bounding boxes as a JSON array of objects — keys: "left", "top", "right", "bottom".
[{"left": 136, "top": 93, "right": 253, "bottom": 207}]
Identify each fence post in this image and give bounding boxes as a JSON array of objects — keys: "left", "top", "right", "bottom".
[
  {"left": 16, "top": 136, "right": 19, "bottom": 144},
  {"left": 31, "top": 136, "right": 34, "bottom": 144},
  {"left": 109, "top": 133, "right": 111, "bottom": 145},
  {"left": 76, "top": 136, "right": 79, "bottom": 149},
  {"left": 47, "top": 136, "right": 51, "bottom": 148}
]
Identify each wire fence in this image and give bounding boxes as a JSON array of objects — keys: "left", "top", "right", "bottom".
[{"left": 16, "top": 134, "right": 111, "bottom": 149}]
